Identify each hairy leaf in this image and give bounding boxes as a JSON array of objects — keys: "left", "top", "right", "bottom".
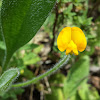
[
  {"left": 64, "top": 56, "right": 90, "bottom": 99},
  {"left": 0, "top": 68, "right": 19, "bottom": 95},
  {"left": 1, "top": 0, "right": 56, "bottom": 69}
]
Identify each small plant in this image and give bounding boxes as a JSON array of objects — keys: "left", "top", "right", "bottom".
[
  {"left": 0, "top": 0, "right": 100, "bottom": 100},
  {"left": 0, "top": 0, "right": 86, "bottom": 93}
]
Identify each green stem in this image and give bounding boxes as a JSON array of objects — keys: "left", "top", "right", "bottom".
[{"left": 12, "top": 55, "right": 70, "bottom": 88}]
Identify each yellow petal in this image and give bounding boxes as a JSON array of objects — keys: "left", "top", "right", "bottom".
[
  {"left": 66, "top": 40, "right": 78, "bottom": 55},
  {"left": 66, "top": 48, "right": 71, "bottom": 55},
  {"left": 71, "top": 27, "right": 87, "bottom": 52},
  {"left": 57, "top": 27, "right": 71, "bottom": 52},
  {"left": 73, "top": 49, "right": 78, "bottom": 55}
]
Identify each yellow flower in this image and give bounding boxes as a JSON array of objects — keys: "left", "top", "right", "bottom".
[{"left": 57, "top": 27, "right": 87, "bottom": 55}]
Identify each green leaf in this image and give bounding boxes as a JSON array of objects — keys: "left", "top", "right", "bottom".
[
  {"left": 23, "top": 52, "right": 40, "bottom": 65},
  {"left": 45, "top": 73, "right": 65, "bottom": 100},
  {"left": 0, "top": 41, "right": 6, "bottom": 50},
  {"left": 0, "top": 40, "right": 5, "bottom": 67},
  {"left": 0, "top": 68, "right": 19, "bottom": 95},
  {"left": 1, "top": 0, "right": 56, "bottom": 69},
  {"left": 0, "top": 11, "right": 5, "bottom": 67},
  {"left": 63, "top": 55, "right": 90, "bottom": 99},
  {"left": 45, "top": 87, "right": 64, "bottom": 100},
  {"left": 22, "top": 67, "right": 35, "bottom": 79},
  {"left": 49, "top": 73, "right": 65, "bottom": 84},
  {"left": 96, "top": 23, "right": 100, "bottom": 46},
  {"left": 78, "top": 83, "right": 100, "bottom": 100},
  {"left": 69, "top": 92, "right": 81, "bottom": 100},
  {"left": 0, "top": 88, "right": 24, "bottom": 100},
  {"left": 19, "top": 43, "right": 38, "bottom": 51}
]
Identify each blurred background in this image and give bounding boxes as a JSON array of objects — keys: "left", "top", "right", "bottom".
[{"left": 0, "top": 0, "right": 100, "bottom": 100}]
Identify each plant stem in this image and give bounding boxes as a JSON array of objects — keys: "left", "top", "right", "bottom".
[
  {"left": 51, "top": 2, "right": 59, "bottom": 52},
  {"left": 12, "top": 55, "right": 70, "bottom": 88}
]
